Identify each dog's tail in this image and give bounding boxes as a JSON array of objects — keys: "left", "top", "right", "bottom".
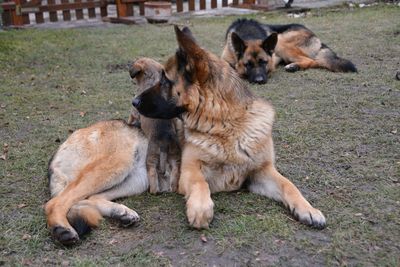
[
  {"left": 67, "top": 203, "right": 102, "bottom": 237},
  {"left": 316, "top": 43, "right": 357, "bottom": 73}
]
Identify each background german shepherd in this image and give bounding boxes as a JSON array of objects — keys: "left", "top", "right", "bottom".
[
  {"left": 133, "top": 26, "right": 326, "bottom": 230},
  {"left": 222, "top": 18, "right": 357, "bottom": 84}
]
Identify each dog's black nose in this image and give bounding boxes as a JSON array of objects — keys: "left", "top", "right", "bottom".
[
  {"left": 254, "top": 75, "right": 266, "bottom": 84},
  {"left": 132, "top": 98, "right": 141, "bottom": 108}
]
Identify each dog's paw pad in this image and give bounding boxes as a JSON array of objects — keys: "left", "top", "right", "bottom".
[
  {"left": 52, "top": 226, "right": 79, "bottom": 245},
  {"left": 285, "top": 63, "right": 300, "bottom": 72}
]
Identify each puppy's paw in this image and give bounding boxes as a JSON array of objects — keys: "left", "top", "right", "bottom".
[
  {"left": 186, "top": 194, "right": 214, "bottom": 229},
  {"left": 111, "top": 206, "right": 140, "bottom": 227},
  {"left": 290, "top": 205, "right": 326, "bottom": 229},
  {"left": 51, "top": 225, "right": 79, "bottom": 245},
  {"left": 285, "top": 63, "right": 300, "bottom": 72}
]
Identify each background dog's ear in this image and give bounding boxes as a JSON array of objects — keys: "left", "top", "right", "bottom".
[
  {"left": 262, "top": 32, "right": 278, "bottom": 55},
  {"left": 174, "top": 26, "right": 209, "bottom": 84},
  {"left": 231, "top": 32, "right": 245, "bottom": 58},
  {"left": 129, "top": 61, "right": 142, "bottom": 79}
]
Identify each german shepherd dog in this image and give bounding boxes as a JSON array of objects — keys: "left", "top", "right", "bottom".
[
  {"left": 221, "top": 18, "right": 357, "bottom": 84},
  {"left": 45, "top": 58, "right": 178, "bottom": 245},
  {"left": 45, "top": 120, "right": 149, "bottom": 245},
  {"left": 133, "top": 26, "right": 326, "bottom": 230},
  {"left": 128, "top": 58, "right": 182, "bottom": 194}
]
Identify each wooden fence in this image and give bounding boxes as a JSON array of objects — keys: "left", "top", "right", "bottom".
[{"left": 1, "top": 0, "right": 255, "bottom": 27}]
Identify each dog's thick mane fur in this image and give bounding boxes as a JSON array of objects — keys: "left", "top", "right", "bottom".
[{"left": 166, "top": 41, "right": 254, "bottom": 135}]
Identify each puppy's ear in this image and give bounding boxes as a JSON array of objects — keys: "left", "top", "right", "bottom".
[
  {"left": 159, "top": 70, "right": 171, "bottom": 87},
  {"left": 174, "top": 26, "right": 209, "bottom": 84},
  {"left": 129, "top": 61, "right": 142, "bottom": 79},
  {"left": 262, "top": 32, "right": 278, "bottom": 55},
  {"left": 231, "top": 32, "right": 246, "bottom": 59}
]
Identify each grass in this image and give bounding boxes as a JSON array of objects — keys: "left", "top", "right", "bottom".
[{"left": 1, "top": 4, "right": 399, "bottom": 266}]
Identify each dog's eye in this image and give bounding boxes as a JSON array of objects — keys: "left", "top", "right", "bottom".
[
  {"left": 258, "top": 59, "right": 267, "bottom": 65},
  {"left": 245, "top": 62, "right": 253, "bottom": 68}
]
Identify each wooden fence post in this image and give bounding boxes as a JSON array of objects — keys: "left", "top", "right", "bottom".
[{"left": 12, "top": 0, "right": 24, "bottom": 25}]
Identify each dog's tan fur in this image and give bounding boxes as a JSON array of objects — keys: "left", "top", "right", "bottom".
[
  {"left": 46, "top": 120, "right": 149, "bottom": 244},
  {"left": 162, "top": 26, "right": 326, "bottom": 229},
  {"left": 222, "top": 19, "right": 356, "bottom": 83},
  {"left": 128, "top": 58, "right": 182, "bottom": 193}
]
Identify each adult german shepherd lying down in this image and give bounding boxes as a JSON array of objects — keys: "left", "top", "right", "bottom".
[
  {"left": 46, "top": 120, "right": 149, "bottom": 245},
  {"left": 222, "top": 18, "right": 357, "bottom": 84},
  {"left": 133, "top": 26, "right": 326, "bottom": 230}
]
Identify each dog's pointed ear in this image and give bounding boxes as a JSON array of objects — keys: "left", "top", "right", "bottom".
[
  {"left": 262, "top": 32, "right": 278, "bottom": 55},
  {"left": 174, "top": 26, "right": 209, "bottom": 84},
  {"left": 129, "top": 61, "right": 142, "bottom": 79},
  {"left": 231, "top": 32, "right": 246, "bottom": 58},
  {"left": 174, "top": 26, "right": 205, "bottom": 59}
]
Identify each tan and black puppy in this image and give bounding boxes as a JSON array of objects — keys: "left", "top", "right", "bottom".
[
  {"left": 133, "top": 26, "right": 326, "bottom": 230},
  {"left": 222, "top": 19, "right": 357, "bottom": 84},
  {"left": 128, "top": 58, "right": 182, "bottom": 194}
]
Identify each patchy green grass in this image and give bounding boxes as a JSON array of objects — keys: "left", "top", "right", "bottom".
[{"left": 1, "top": 4, "right": 399, "bottom": 266}]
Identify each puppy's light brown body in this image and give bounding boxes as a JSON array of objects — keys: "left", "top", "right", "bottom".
[{"left": 128, "top": 58, "right": 182, "bottom": 193}]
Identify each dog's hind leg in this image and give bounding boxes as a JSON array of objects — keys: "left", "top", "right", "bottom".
[
  {"left": 68, "top": 167, "right": 148, "bottom": 230},
  {"left": 249, "top": 161, "right": 326, "bottom": 229},
  {"left": 45, "top": 157, "right": 134, "bottom": 245}
]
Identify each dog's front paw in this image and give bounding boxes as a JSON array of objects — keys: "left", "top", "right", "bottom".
[
  {"left": 111, "top": 205, "right": 140, "bottom": 227},
  {"left": 51, "top": 225, "right": 79, "bottom": 245},
  {"left": 186, "top": 194, "right": 214, "bottom": 229},
  {"left": 290, "top": 205, "right": 326, "bottom": 229},
  {"left": 285, "top": 63, "right": 300, "bottom": 72}
]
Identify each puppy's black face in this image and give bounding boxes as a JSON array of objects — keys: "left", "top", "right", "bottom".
[{"left": 132, "top": 71, "right": 186, "bottom": 119}]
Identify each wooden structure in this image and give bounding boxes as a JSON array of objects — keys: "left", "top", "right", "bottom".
[{"left": 0, "top": 0, "right": 257, "bottom": 27}]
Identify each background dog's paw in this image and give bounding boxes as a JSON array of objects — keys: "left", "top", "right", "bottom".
[
  {"left": 111, "top": 206, "right": 140, "bottom": 227},
  {"left": 52, "top": 225, "right": 79, "bottom": 245},
  {"left": 186, "top": 195, "right": 214, "bottom": 229},
  {"left": 285, "top": 63, "right": 300, "bottom": 72},
  {"left": 291, "top": 206, "right": 326, "bottom": 229}
]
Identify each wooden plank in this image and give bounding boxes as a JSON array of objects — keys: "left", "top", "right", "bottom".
[
  {"left": 75, "top": 0, "right": 84, "bottom": 19},
  {"left": 188, "top": 0, "right": 194, "bottom": 11},
  {"left": 2, "top": 9, "right": 13, "bottom": 26},
  {"left": 35, "top": 10, "right": 45, "bottom": 23},
  {"left": 139, "top": 2, "right": 144, "bottom": 15},
  {"left": 1, "top": 1, "right": 16, "bottom": 9},
  {"left": 115, "top": 0, "right": 127, "bottom": 17},
  {"left": 222, "top": 0, "right": 228, "bottom": 7},
  {"left": 232, "top": 0, "right": 239, "bottom": 5},
  {"left": 211, "top": 0, "right": 217, "bottom": 9},
  {"left": 61, "top": 0, "right": 71, "bottom": 21},
  {"left": 47, "top": 0, "right": 58, "bottom": 21},
  {"left": 176, "top": 0, "right": 183, "bottom": 12},
  {"left": 33, "top": 1, "right": 102, "bottom": 12},
  {"left": 20, "top": 0, "right": 30, "bottom": 24},
  {"left": 87, "top": 0, "right": 96, "bottom": 18},
  {"left": 199, "top": 0, "right": 205, "bottom": 10},
  {"left": 100, "top": 1, "right": 107, "bottom": 17},
  {"left": 125, "top": 3, "right": 133, "bottom": 16}
]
